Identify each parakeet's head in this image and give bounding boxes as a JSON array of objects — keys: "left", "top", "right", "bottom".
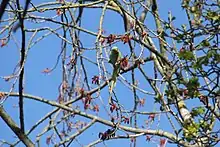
[
  {"left": 111, "top": 46, "right": 119, "bottom": 52},
  {"left": 109, "top": 46, "right": 121, "bottom": 65}
]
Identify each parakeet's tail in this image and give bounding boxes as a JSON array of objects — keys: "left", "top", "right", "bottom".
[
  {"left": 108, "top": 66, "right": 119, "bottom": 104},
  {"left": 108, "top": 79, "right": 117, "bottom": 104}
]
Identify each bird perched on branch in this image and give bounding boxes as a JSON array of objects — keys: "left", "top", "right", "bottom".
[{"left": 108, "top": 46, "right": 122, "bottom": 104}]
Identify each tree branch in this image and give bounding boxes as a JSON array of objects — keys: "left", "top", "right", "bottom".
[
  {"left": 0, "top": 0, "right": 9, "bottom": 22},
  {"left": 0, "top": 106, "right": 34, "bottom": 147}
]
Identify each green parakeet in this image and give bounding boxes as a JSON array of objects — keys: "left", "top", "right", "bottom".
[{"left": 108, "top": 46, "right": 122, "bottom": 104}]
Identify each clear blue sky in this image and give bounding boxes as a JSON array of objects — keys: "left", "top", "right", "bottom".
[{"left": 1, "top": 0, "right": 218, "bottom": 147}]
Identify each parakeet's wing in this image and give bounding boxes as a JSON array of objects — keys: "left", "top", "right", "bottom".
[
  {"left": 109, "top": 49, "right": 119, "bottom": 65},
  {"left": 108, "top": 47, "right": 122, "bottom": 104},
  {"left": 109, "top": 63, "right": 120, "bottom": 93}
]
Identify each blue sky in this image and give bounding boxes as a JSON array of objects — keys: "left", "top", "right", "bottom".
[{"left": 0, "top": 0, "right": 218, "bottom": 147}]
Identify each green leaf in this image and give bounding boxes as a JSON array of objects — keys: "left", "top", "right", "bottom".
[
  {"left": 181, "top": 24, "right": 187, "bottom": 31},
  {"left": 164, "top": 23, "right": 169, "bottom": 29},
  {"left": 191, "top": 106, "right": 205, "bottom": 117},
  {"left": 199, "top": 120, "right": 209, "bottom": 131},
  {"left": 178, "top": 50, "right": 194, "bottom": 60},
  {"left": 193, "top": 56, "right": 209, "bottom": 69},
  {"left": 154, "top": 94, "right": 160, "bottom": 103},
  {"left": 201, "top": 40, "right": 210, "bottom": 47},
  {"left": 207, "top": 50, "right": 215, "bottom": 58},
  {"left": 206, "top": 11, "right": 219, "bottom": 21},
  {"left": 192, "top": 62, "right": 201, "bottom": 69},
  {"left": 172, "top": 16, "right": 176, "bottom": 21},
  {"left": 188, "top": 77, "right": 200, "bottom": 87},
  {"left": 181, "top": 0, "right": 190, "bottom": 8},
  {"left": 186, "top": 77, "right": 200, "bottom": 97},
  {"left": 174, "top": 34, "right": 184, "bottom": 41},
  {"left": 183, "top": 122, "right": 199, "bottom": 142},
  {"left": 177, "top": 39, "right": 183, "bottom": 43}
]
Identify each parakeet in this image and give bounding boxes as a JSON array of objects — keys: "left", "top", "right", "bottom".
[{"left": 108, "top": 46, "right": 122, "bottom": 104}]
